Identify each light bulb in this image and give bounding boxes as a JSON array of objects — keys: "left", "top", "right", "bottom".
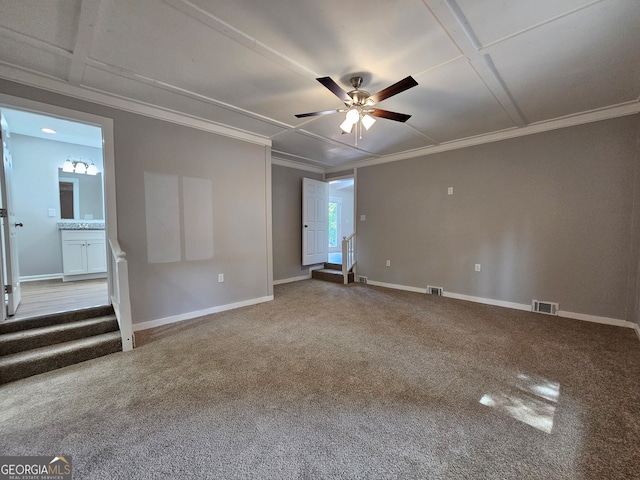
[
  {"left": 361, "top": 114, "right": 376, "bottom": 130},
  {"left": 345, "top": 108, "right": 359, "bottom": 123},
  {"left": 62, "top": 159, "right": 74, "bottom": 172},
  {"left": 340, "top": 119, "right": 354, "bottom": 133},
  {"left": 87, "top": 163, "right": 98, "bottom": 175},
  {"left": 75, "top": 162, "right": 87, "bottom": 174}
]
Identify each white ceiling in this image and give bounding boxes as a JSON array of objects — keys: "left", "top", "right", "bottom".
[
  {"left": 0, "top": 0, "right": 638, "bottom": 170},
  {"left": 2, "top": 108, "right": 103, "bottom": 148}
]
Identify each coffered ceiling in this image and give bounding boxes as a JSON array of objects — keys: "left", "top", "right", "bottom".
[{"left": 0, "top": 0, "right": 638, "bottom": 170}]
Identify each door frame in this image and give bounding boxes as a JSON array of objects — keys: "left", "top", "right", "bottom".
[
  {"left": 0, "top": 93, "right": 119, "bottom": 305},
  {"left": 302, "top": 177, "right": 329, "bottom": 266},
  {"left": 328, "top": 195, "right": 342, "bottom": 253}
]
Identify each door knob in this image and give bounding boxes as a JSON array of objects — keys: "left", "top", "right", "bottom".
[{"left": 15, "top": 223, "right": 23, "bottom": 227}]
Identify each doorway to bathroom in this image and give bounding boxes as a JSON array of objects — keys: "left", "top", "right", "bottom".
[{"left": 0, "top": 105, "right": 108, "bottom": 321}]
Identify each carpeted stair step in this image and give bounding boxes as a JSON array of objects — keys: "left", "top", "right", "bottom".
[
  {"left": 0, "top": 305, "right": 115, "bottom": 335},
  {"left": 312, "top": 268, "right": 355, "bottom": 284},
  {"left": 324, "top": 262, "right": 342, "bottom": 270},
  {"left": 0, "top": 331, "right": 122, "bottom": 384},
  {"left": 0, "top": 315, "right": 118, "bottom": 355}
]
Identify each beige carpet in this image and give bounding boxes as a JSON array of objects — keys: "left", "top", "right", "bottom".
[{"left": 1, "top": 280, "right": 639, "bottom": 479}]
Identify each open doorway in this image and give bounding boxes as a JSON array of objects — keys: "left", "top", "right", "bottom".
[
  {"left": 301, "top": 176, "right": 355, "bottom": 267},
  {"left": 327, "top": 178, "right": 354, "bottom": 265},
  {"left": 1, "top": 107, "right": 108, "bottom": 320}
]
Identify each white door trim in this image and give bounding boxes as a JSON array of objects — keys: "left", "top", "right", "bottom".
[
  {"left": 302, "top": 177, "right": 329, "bottom": 266},
  {"left": 0, "top": 93, "right": 119, "bottom": 302}
]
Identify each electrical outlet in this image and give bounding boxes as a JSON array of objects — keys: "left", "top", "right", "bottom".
[
  {"left": 360, "top": 214, "right": 366, "bottom": 221},
  {"left": 386, "top": 260, "right": 391, "bottom": 267},
  {"left": 447, "top": 186, "right": 454, "bottom": 195},
  {"left": 218, "top": 273, "right": 224, "bottom": 282},
  {"left": 475, "top": 264, "right": 481, "bottom": 272}
]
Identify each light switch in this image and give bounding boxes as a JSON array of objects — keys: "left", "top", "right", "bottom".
[
  {"left": 48, "top": 208, "right": 56, "bottom": 217},
  {"left": 218, "top": 273, "right": 224, "bottom": 282},
  {"left": 360, "top": 214, "right": 366, "bottom": 221}
]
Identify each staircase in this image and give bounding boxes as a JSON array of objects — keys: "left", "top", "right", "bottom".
[
  {"left": 312, "top": 261, "right": 355, "bottom": 284},
  {"left": 0, "top": 305, "right": 122, "bottom": 385}
]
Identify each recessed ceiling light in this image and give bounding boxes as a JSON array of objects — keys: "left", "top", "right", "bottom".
[{"left": 41, "top": 127, "right": 56, "bottom": 134}]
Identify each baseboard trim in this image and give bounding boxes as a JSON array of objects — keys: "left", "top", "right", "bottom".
[
  {"left": 364, "top": 280, "right": 636, "bottom": 332},
  {"left": 20, "top": 274, "right": 63, "bottom": 282},
  {"left": 444, "top": 292, "right": 633, "bottom": 329},
  {"left": 557, "top": 310, "right": 636, "bottom": 329},
  {"left": 273, "top": 274, "right": 312, "bottom": 285},
  {"left": 366, "top": 280, "right": 427, "bottom": 294},
  {"left": 133, "top": 295, "right": 274, "bottom": 332},
  {"left": 443, "top": 292, "right": 531, "bottom": 312}
]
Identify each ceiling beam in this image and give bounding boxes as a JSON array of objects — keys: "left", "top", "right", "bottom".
[
  {"left": 423, "top": 0, "right": 527, "bottom": 127},
  {"left": 68, "top": 0, "right": 103, "bottom": 85},
  {"left": 162, "top": 0, "right": 320, "bottom": 81},
  {"left": 0, "top": 26, "right": 72, "bottom": 58},
  {"left": 478, "top": 0, "right": 604, "bottom": 54}
]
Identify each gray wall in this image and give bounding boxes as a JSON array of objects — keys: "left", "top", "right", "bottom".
[
  {"left": 11, "top": 134, "right": 103, "bottom": 277},
  {"left": 1, "top": 79, "right": 271, "bottom": 325},
  {"left": 272, "top": 164, "right": 323, "bottom": 281},
  {"left": 357, "top": 115, "right": 640, "bottom": 322}
]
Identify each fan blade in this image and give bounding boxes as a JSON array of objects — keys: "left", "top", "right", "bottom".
[
  {"left": 368, "top": 76, "right": 418, "bottom": 104},
  {"left": 295, "top": 109, "right": 340, "bottom": 118},
  {"left": 317, "top": 77, "right": 351, "bottom": 102},
  {"left": 369, "top": 108, "right": 412, "bottom": 123}
]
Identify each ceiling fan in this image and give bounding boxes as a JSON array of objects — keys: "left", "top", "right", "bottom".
[{"left": 295, "top": 75, "right": 418, "bottom": 140}]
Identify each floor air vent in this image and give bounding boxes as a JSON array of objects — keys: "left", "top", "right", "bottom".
[
  {"left": 532, "top": 300, "right": 559, "bottom": 315},
  {"left": 427, "top": 286, "right": 443, "bottom": 296}
]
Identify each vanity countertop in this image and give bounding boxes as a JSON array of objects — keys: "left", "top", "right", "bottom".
[{"left": 58, "top": 222, "right": 105, "bottom": 230}]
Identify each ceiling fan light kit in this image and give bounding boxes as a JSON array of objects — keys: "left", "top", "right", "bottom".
[{"left": 296, "top": 75, "right": 418, "bottom": 145}]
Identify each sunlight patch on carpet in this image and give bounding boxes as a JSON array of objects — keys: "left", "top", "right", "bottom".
[{"left": 480, "top": 373, "right": 560, "bottom": 433}]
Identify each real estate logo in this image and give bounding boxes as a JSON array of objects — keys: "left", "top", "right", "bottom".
[{"left": 0, "top": 456, "right": 72, "bottom": 480}]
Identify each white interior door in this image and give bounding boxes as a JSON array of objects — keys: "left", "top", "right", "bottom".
[
  {"left": 302, "top": 177, "right": 328, "bottom": 266},
  {"left": 0, "top": 112, "right": 21, "bottom": 315}
]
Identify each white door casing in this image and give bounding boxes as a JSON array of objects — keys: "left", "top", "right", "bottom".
[
  {"left": 0, "top": 112, "right": 21, "bottom": 315},
  {"left": 302, "top": 177, "right": 328, "bottom": 266}
]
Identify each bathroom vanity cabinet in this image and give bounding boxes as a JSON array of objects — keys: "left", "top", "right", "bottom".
[{"left": 61, "top": 230, "right": 107, "bottom": 280}]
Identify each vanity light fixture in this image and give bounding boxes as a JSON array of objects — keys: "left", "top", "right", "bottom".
[{"left": 62, "top": 157, "right": 99, "bottom": 175}]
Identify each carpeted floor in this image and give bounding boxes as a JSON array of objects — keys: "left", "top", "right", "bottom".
[{"left": 1, "top": 280, "right": 639, "bottom": 479}]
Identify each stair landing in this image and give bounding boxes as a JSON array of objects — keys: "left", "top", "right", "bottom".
[{"left": 312, "top": 262, "right": 355, "bottom": 284}]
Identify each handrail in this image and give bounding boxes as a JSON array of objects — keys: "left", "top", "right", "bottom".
[
  {"left": 108, "top": 237, "right": 133, "bottom": 351},
  {"left": 341, "top": 232, "right": 356, "bottom": 285}
]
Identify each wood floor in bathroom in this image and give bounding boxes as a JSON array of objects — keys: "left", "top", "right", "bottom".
[{"left": 8, "top": 278, "right": 109, "bottom": 321}]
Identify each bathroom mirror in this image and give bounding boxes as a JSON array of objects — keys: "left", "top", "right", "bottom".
[{"left": 58, "top": 168, "right": 104, "bottom": 220}]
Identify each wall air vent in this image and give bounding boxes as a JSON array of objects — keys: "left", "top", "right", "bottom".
[
  {"left": 427, "top": 286, "right": 443, "bottom": 296},
  {"left": 532, "top": 300, "right": 559, "bottom": 315},
  {"left": 358, "top": 276, "right": 368, "bottom": 284}
]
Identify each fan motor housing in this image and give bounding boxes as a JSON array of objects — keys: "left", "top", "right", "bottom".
[
  {"left": 346, "top": 76, "right": 372, "bottom": 106},
  {"left": 347, "top": 89, "right": 371, "bottom": 106}
]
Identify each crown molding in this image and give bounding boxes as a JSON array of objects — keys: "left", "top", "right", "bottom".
[
  {"left": 325, "top": 100, "right": 640, "bottom": 173},
  {"left": 0, "top": 62, "right": 272, "bottom": 147},
  {"left": 271, "top": 155, "right": 325, "bottom": 174},
  {"left": 1, "top": 61, "right": 637, "bottom": 175}
]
